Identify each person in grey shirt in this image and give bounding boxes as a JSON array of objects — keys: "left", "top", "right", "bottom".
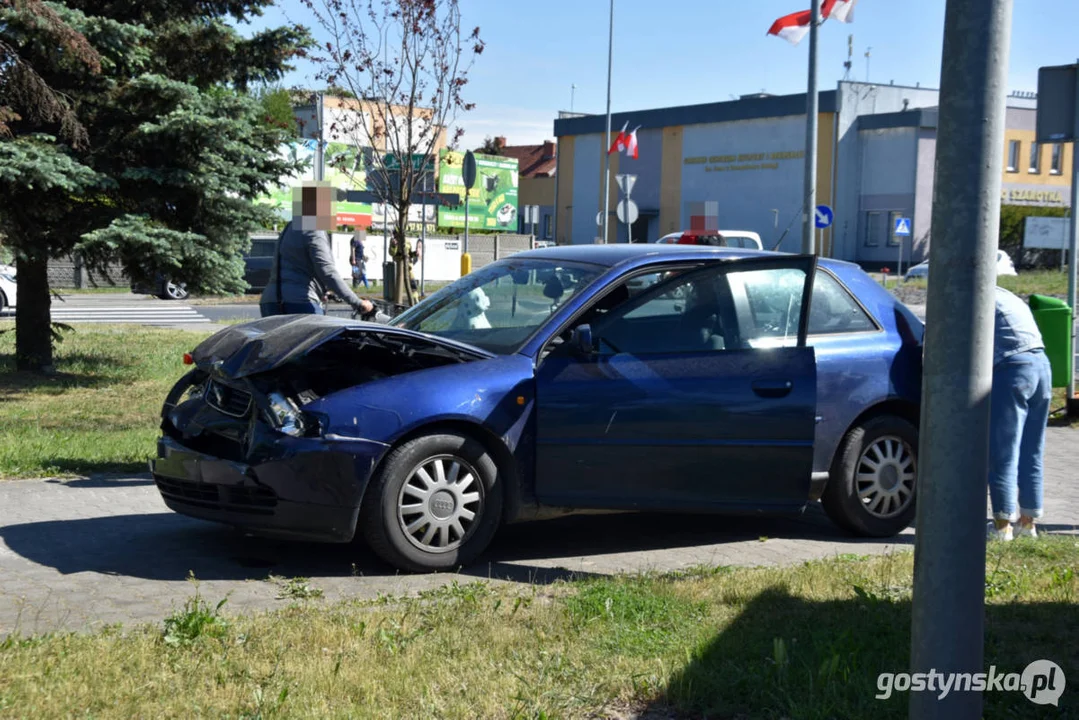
[
  {"left": 261, "top": 183, "right": 377, "bottom": 319},
  {"left": 987, "top": 286, "right": 1052, "bottom": 541}
]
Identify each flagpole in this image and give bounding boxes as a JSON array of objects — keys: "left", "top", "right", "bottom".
[
  {"left": 602, "top": 0, "right": 614, "bottom": 244},
  {"left": 802, "top": 0, "right": 821, "bottom": 254}
]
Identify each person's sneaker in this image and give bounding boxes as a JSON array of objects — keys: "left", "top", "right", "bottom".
[
  {"left": 987, "top": 521, "right": 1013, "bottom": 542},
  {"left": 1015, "top": 523, "right": 1038, "bottom": 539}
]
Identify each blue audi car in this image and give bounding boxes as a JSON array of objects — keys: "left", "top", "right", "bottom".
[{"left": 152, "top": 244, "right": 924, "bottom": 572}]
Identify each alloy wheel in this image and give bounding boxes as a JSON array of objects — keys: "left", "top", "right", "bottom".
[
  {"left": 397, "top": 454, "right": 485, "bottom": 553},
  {"left": 165, "top": 281, "right": 188, "bottom": 300},
  {"left": 856, "top": 435, "right": 916, "bottom": 519}
]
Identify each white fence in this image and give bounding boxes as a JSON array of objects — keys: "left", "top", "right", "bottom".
[{"left": 333, "top": 232, "right": 538, "bottom": 285}]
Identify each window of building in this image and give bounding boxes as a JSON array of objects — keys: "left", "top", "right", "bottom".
[
  {"left": 543, "top": 214, "right": 552, "bottom": 239},
  {"left": 1007, "top": 140, "right": 1020, "bottom": 172},
  {"left": 864, "top": 211, "right": 883, "bottom": 247},
  {"left": 1051, "top": 143, "right": 1063, "bottom": 175},
  {"left": 1029, "top": 142, "right": 1041, "bottom": 174},
  {"left": 808, "top": 271, "right": 877, "bottom": 336},
  {"left": 887, "top": 211, "right": 904, "bottom": 247}
]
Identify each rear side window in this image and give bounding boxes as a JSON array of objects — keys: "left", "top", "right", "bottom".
[
  {"left": 248, "top": 240, "right": 276, "bottom": 257},
  {"left": 807, "top": 270, "right": 877, "bottom": 335}
]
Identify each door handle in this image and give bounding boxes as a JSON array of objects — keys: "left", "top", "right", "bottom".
[{"left": 751, "top": 379, "right": 793, "bottom": 398}]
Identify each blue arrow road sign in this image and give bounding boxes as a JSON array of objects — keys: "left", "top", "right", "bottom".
[
  {"left": 814, "top": 205, "right": 834, "bottom": 229},
  {"left": 894, "top": 217, "right": 912, "bottom": 236}
]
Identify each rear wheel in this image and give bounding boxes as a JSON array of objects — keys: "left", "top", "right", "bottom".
[
  {"left": 822, "top": 415, "right": 918, "bottom": 537},
  {"left": 360, "top": 432, "right": 502, "bottom": 572},
  {"left": 162, "top": 280, "right": 188, "bottom": 300}
]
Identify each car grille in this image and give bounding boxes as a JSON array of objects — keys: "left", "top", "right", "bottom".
[
  {"left": 206, "top": 379, "right": 252, "bottom": 417},
  {"left": 155, "top": 476, "right": 277, "bottom": 515}
]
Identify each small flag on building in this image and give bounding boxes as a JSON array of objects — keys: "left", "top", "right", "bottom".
[
  {"left": 607, "top": 122, "right": 628, "bottom": 155},
  {"left": 625, "top": 126, "right": 640, "bottom": 160}
]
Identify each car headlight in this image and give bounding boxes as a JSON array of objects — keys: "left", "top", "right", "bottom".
[{"left": 266, "top": 392, "right": 306, "bottom": 437}]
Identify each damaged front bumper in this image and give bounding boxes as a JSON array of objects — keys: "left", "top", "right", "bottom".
[{"left": 151, "top": 370, "right": 389, "bottom": 543}]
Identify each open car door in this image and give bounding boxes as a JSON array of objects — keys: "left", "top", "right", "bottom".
[{"left": 534, "top": 255, "right": 819, "bottom": 512}]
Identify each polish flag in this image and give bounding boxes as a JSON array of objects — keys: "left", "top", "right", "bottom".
[
  {"left": 766, "top": 9, "right": 813, "bottom": 45},
  {"left": 607, "top": 122, "right": 628, "bottom": 155},
  {"left": 827, "top": 0, "right": 857, "bottom": 23},
  {"left": 625, "top": 126, "right": 640, "bottom": 160},
  {"left": 767, "top": 0, "right": 856, "bottom": 46}
]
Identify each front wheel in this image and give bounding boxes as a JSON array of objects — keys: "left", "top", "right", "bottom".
[
  {"left": 821, "top": 415, "right": 918, "bottom": 537},
  {"left": 360, "top": 432, "right": 502, "bottom": 572}
]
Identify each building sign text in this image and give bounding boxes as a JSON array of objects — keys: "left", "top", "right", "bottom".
[
  {"left": 1001, "top": 188, "right": 1066, "bottom": 205},
  {"left": 684, "top": 150, "right": 805, "bottom": 173}
]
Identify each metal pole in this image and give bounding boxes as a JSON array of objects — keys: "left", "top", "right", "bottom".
[
  {"left": 314, "top": 93, "right": 325, "bottom": 182},
  {"left": 464, "top": 189, "right": 470, "bottom": 254},
  {"left": 601, "top": 0, "right": 614, "bottom": 244},
  {"left": 909, "top": 1, "right": 1013, "bottom": 718},
  {"left": 571, "top": 84, "right": 576, "bottom": 113},
  {"left": 898, "top": 232, "right": 904, "bottom": 279},
  {"left": 802, "top": 0, "right": 820, "bottom": 254},
  {"left": 1067, "top": 65, "right": 1079, "bottom": 408},
  {"left": 552, "top": 146, "right": 560, "bottom": 243}
]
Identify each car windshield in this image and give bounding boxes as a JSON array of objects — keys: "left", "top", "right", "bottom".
[{"left": 392, "top": 258, "right": 604, "bottom": 354}]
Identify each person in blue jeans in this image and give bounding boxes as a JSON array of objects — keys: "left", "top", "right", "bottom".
[{"left": 987, "top": 286, "right": 1052, "bottom": 541}]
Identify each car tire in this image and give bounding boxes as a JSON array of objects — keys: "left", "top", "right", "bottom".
[
  {"left": 162, "top": 280, "right": 189, "bottom": 301},
  {"left": 360, "top": 432, "right": 502, "bottom": 572},
  {"left": 821, "top": 414, "right": 918, "bottom": 537}
]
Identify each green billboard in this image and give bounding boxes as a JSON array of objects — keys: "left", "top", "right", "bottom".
[
  {"left": 257, "top": 140, "right": 373, "bottom": 228},
  {"left": 437, "top": 150, "right": 518, "bottom": 231}
]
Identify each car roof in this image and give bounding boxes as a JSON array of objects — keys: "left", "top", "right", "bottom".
[{"left": 509, "top": 242, "right": 861, "bottom": 274}]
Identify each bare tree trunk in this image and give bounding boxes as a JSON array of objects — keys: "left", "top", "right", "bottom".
[
  {"left": 15, "top": 250, "right": 54, "bottom": 372},
  {"left": 391, "top": 214, "right": 416, "bottom": 306}
]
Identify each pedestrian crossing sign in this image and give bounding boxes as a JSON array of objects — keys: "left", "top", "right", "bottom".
[{"left": 894, "top": 217, "right": 912, "bottom": 236}]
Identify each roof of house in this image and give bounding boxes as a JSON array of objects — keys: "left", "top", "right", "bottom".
[{"left": 500, "top": 142, "right": 557, "bottom": 178}]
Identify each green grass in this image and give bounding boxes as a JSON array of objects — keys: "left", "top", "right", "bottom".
[
  {"left": 52, "top": 286, "right": 136, "bottom": 295},
  {"left": 0, "top": 541, "right": 1076, "bottom": 718},
  {"left": 1000, "top": 270, "right": 1072, "bottom": 298},
  {"left": 0, "top": 323, "right": 210, "bottom": 478},
  {"left": 885, "top": 270, "right": 1071, "bottom": 298}
]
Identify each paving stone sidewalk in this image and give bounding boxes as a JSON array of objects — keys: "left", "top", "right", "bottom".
[{"left": 1, "top": 428, "right": 1076, "bottom": 636}]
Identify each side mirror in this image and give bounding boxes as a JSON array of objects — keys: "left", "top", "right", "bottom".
[{"left": 569, "top": 324, "right": 594, "bottom": 356}]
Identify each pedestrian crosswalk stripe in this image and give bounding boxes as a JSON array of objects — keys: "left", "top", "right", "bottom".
[{"left": 49, "top": 304, "right": 210, "bottom": 325}]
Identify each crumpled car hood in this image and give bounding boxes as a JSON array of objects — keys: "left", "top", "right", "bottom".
[{"left": 191, "top": 314, "right": 489, "bottom": 379}]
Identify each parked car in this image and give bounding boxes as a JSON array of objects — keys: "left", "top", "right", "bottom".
[
  {"left": 153, "top": 244, "right": 924, "bottom": 572},
  {"left": 131, "top": 235, "right": 279, "bottom": 299},
  {"left": 243, "top": 235, "right": 278, "bottom": 293},
  {"left": 132, "top": 275, "right": 189, "bottom": 301},
  {"left": 0, "top": 264, "right": 16, "bottom": 313},
  {"left": 904, "top": 249, "right": 1017, "bottom": 280},
  {"left": 656, "top": 230, "right": 764, "bottom": 250}
]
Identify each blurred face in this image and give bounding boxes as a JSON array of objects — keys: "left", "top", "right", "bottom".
[{"left": 293, "top": 184, "right": 336, "bottom": 231}]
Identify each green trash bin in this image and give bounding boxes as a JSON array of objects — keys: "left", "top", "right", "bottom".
[{"left": 1029, "top": 294, "right": 1073, "bottom": 388}]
